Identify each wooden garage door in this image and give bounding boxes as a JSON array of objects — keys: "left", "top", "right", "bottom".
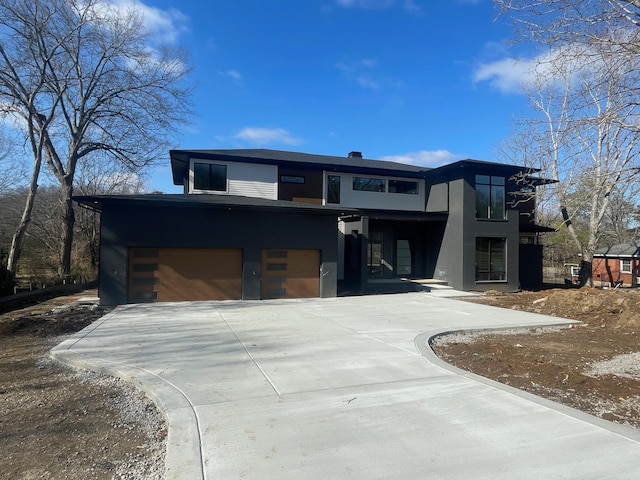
[
  {"left": 128, "top": 248, "right": 242, "bottom": 303},
  {"left": 261, "top": 249, "right": 320, "bottom": 299}
]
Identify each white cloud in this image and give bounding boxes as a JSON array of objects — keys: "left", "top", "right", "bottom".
[
  {"left": 233, "top": 127, "right": 302, "bottom": 146},
  {"left": 90, "top": 1, "right": 189, "bottom": 44},
  {"left": 220, "top": 69, "right": 242, "bottom": 83},
  {"left": 381, "top": 150, "right": 458, "bottom": 167},
  {"left": 473, "top": 42, "right": 611, "bottom": 94},
  {"left": 473, "top": 57, "right": 535, "bottom": 93}
]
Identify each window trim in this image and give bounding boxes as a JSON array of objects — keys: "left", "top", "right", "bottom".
[
  {"left": 475, "top": 237, "right": 507, "bottom": 283},
  {"left": 191, "top": 160, "right": 228, "bottom": 193},
  {"left": 353, "top": 176, "right": 386, "bottom": 193},
  {"left": 388, "top": 179, "right": 419, "bottom": 195},
  {"left": 326, "top": 175, "right": 341, "bottom": 204},
  {"left": 620, "top": 258, "right": 632, "bottom": 274},
  {"left": 280, "top": 175, "right": 305, "bottom": 184},
  {"left": 475, "top": 175, "right": 506, "bottom": 220}
]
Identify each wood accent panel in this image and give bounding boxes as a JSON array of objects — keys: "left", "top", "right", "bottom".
[
  {"left": 128, "top": 248, "right": 242, "bottom": 303},
  {"left": 261, "top": 249, "right": 320, "bottom": 299},
  {"left": 292, "top": 197, "right": 323, "bottom": 205}
]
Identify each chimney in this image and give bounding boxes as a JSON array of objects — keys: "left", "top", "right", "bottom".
[{"left": 348, "top": 151, "right": 363, "bottom": 158}]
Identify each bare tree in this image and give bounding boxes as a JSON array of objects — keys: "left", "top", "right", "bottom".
[
  {"left": 494, "top": 0, "right": 640, "bottom": 47},
  {"left": 0, "top": 0, "right": 192, "bottom": 283},
  {"left": 502, "top": 44, "right": 640, "bottom": 284},
  {"left": 495, "top": 0, "right": 640, "bottom": 284}
]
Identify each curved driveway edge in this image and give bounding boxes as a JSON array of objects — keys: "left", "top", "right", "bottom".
[
  {"left": 415, "top": 330, "right": 640, "bottom": 442},
  {"left": 51, "top": 293, "right": 640, "bottom": 479},
  {"left": 51, "top": 306, "right": 204, "bottom": 480}
]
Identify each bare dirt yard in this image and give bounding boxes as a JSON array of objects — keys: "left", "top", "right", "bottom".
[
  {"left": 0, "top": 290, "right": 165, "bottom": 480},
  {"left": 432, "top": 287, "right": 640, "bottom": 429}
]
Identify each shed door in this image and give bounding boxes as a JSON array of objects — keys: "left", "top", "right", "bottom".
[
  {"left": 261, "top": 249, "right": 320, "bottom": 299},
  {"left": 128, "top": 248, "right": 242, "bottom": 303}
]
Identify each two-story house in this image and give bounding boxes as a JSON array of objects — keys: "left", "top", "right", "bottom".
[{"left": 75, "top": 149, "right": 553, "bottom": 305}]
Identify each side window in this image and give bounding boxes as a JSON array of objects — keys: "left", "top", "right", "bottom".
[
  {"left": 327, "top": 175, "right": 341, "bottom": 204},
  {"left": 194, "top": 163, "right": 227, "bottom": 191},
  {"left": 476, "top": 175, "right": 505, "bottom": 219}
]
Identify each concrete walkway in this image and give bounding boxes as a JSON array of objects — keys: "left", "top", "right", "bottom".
[{"left": 51, "top": 292, "right": 640, "bottom": 479}]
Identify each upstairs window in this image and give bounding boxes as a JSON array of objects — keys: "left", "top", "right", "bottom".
[
  {"left": 476, "top": 175, "right": 505, "bottom": 219},
  {"left": 194, "top": 162, "right": 227, "bottom": 191},
  {"left": 327, "top": 175, "right": 341, "bottom": 204},
  {"left": 280, "top": 175, "right": 305, "bottom": 184},
  {"left": 388, "top": 180, "right": 419, "bottom": 195},
  {"left": 353, "top": 177, "right": 385, "bottom": 192}
]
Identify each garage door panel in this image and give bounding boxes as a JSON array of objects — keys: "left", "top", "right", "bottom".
[
  {"left": 128, "top": 248, "right": 242, "bottom": 303},
  {"left": 261, "top": 249, "right": 320, "bottom": 299}
]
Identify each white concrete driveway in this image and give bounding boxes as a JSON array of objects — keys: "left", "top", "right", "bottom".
[{"left": 52, "top": 292, "right": 640, "bottom": 479}]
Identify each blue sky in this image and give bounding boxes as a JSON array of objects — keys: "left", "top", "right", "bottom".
[{"left": 132, "top": 0, "right": 532, "bottom": 192}]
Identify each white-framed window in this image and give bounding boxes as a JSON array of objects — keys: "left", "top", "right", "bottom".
[
  {"left": 621, "top": 259, "right": 632, "bottom": 274},
  {"left": 193, "top": 162, "right": 227, "bottom": 192},
  {"left": 476, "top": 237, "right": 506, "bottom": 282}
]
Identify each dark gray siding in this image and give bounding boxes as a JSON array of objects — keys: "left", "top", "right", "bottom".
[
  {"left": 98, "top": 204, "right": 338, "bottom": 305},
  {"left": 435, "top": 175, "right": 520, "bottom": 292}
]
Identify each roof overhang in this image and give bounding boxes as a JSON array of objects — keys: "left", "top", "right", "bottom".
[
  {"left": 358, "top": 209, "right": 448, "bottom": 222},
  {"left": 520, "top": 224, "right": 557, "bottom": 233},
  {"left": 74, "top": 194, "right": 358, "bottom": 218}
]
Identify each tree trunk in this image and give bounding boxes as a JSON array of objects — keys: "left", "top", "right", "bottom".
[
  {"left": 4, "top": 156, "right": 42, "bottom": 287},
  {"left": 59, "top": 179, "right": 75, "bottom": 281}
]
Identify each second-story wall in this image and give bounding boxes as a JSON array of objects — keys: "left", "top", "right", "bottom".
[
  {"left": 188, "top": 158, "right": 278, "bottom": 199},
  {"left": 324, "top": 171, "right": 426, "bottom": 211}
]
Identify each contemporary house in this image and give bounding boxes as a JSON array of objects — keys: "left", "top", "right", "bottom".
[
  {"left": 75, "top": 149, "right": 553, "bottom": 305},
  {"left": 592, "top": 243, "right": 640, "bottom": 288}
]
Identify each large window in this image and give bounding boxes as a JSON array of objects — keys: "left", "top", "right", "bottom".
[
  {"left": 621, "top": 259, "right": 632, "bottom": 274},
  {"left": 194, "top": 162, "right": 227, "bottom": 191},
  {"left": 327, "top": 175, "right": 341, "bottom": 203},
  {"left": 476, "top": 175, "right": 505, "bottom": 219},
  {"left": 388, "top": 179, "right": 419, "bottom": 195},
  {"left": 476, "top": 237, "right": 506, "bottom": 282},
  {"left": 353, "top": 177, "right": 386, "bottom": 192}
]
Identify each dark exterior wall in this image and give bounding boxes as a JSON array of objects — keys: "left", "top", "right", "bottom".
[
  {"left": 98, "top": 204, "right": 338, "bottom": 305},
  {"left": 519, "top": 244, "right": 543, "bottom": 290},
  {"left": 425, "top": 182, "right": 448, "bottom": 213},
  {"left": 434, "top": 178, "right": 465, "bottom": 287},
  {"left": 278, "top": 167, "right": 323, "bottom": 204},
  {"left": 435, "top": 175, "right": 520, "bottom": 292}
]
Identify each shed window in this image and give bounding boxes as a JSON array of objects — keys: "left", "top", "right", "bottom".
[
  {"left": 621, "top": 259, "right": 632, "bottom": 274},
  {"left": 194, "top": 163, "right": 227, "bottom": 191}
]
